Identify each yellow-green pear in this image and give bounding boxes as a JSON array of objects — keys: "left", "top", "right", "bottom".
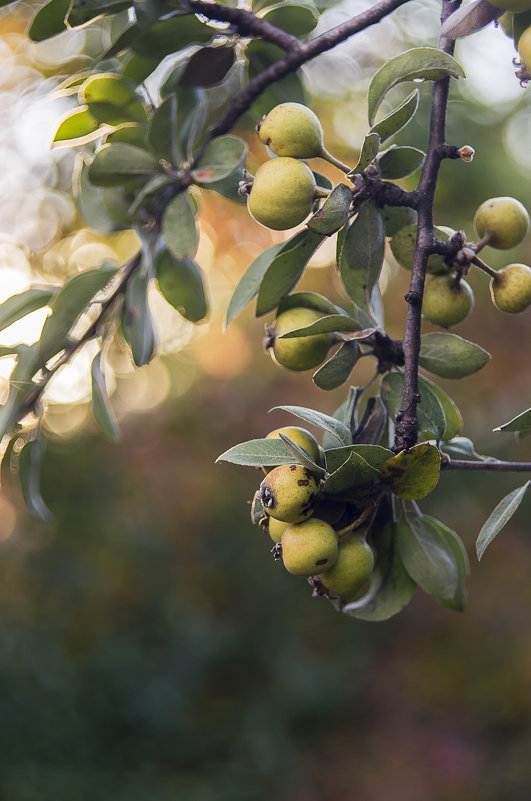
[
  {"left": 266, "top": 426, "right": 321, "bottom": 463},
  {"left": 267, "top": 516, "right": 289, "bottom": 544},
  {"left": 259, "top": 463, "right": 319, "bottom": 523},
  {"left": 390, "top": 224, "right": 453, "bottom": 275},
  {"left": 473, "top": 196, "right": 530, "bottom": 249},
  {"left": 422, "top": 275, "right": 474, "bottom": 328},
  {"left": 490, "top": 263, "right": 531, "bottom": 313},
  {"left": 257, "top": 102, "right": 324, "bottom": 159},
  {"left": 281, "top": 518, "right": 338, "bottom": 576},
  {"left": 271, "top": 306, "right": 335, "bottom": 372},
  {"left": 248, "top": 157, "right": 316, "bottom": 230},
  {"left": 518, "top": 24, "right": 531, "bottom": 70},
  {"left": 316, "top": 532, "right": 375, "bottom": 601}
]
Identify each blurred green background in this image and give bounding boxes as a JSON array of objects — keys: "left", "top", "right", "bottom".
[{"left": 0, "top": 2, "right": 530, "bottom": 799}]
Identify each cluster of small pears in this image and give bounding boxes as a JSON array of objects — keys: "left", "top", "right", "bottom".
[
  {"left": 391, "top": 197, "right": 531, "bottom": 326},
  {"left": 256, "top": 426, "right": 375, "bottom": 604},
  {"left": 496, "top": 1, "right": 531, "bottom": 77}
]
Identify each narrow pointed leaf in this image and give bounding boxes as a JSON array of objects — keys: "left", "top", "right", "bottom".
[
  {"left": 494, "top": 408, "right": 531, "bottom": 434},
  {"left": 476, "top": 482, "right": 530, "bottom": 561},
  {"left": 419, "top": 332, "right": 491, "bottom": 378},
  {"left": 377, "top": 145, "right": 425, "bottom": 179},
  {"left": 192, "top": 135, "right": 247, "bottom": 184},
  {"left": 147, "top": 94, "right": 182, "bottom": 165},
  {"left": 0, "top": 344, "right": 42, "bottom": 440},
  {"left": 0, "top": 288, "right": 56, "bottom": 334},
  {"left": 425, "top": 377, "right": 463, "bottom": 440},
  {"left": 53, "top": 107, "right": 101, "bottom": 146},
  {"left": 396, "top": 511, "right": 459, "bottom": 604},
  {"left": 18, "top": 438, "right": 52, "bottom": 522},
  {"left": 91, "top": 351, "right": 120, "bottom": 441},
  {"left": 339, "top": 201, "right": 385, "bottom": 314},
  {"left": 278, "top": 313, "right": 360, "bottom": 337},
  {"left": 217, "top": 437, "right": 310, "bottom": 468},
  {"left": 122, "top": 261, "right": 156, "bottom": 367},
  {"left": 28, "top": 0, "right": 71, "bottom": 42},
  {"left": 348, "top": 132, "right": 380, "bottom": 175},
  {"left": 279, "top": 434, "right": 325, "bottom": 476},
  {"left": 307, "top": 183, "right": 352, "bottom": 235},
  {"left": 155, "top": 248, "right": 207, "bottom": 323},
  {"left": 225, "top": 242, "right": 284, "bottom": 327},
  {"left": 270, "top": 405, "right": 352, "bottom": 446},
  {"left": 276, "top": 291, "right": 345, "bottom": 317},
  {"left": 313, "top": 341, "right": 360, "bottom": 390},
  {"left": 162, "top": 192, "right": 198, "bottom": 260},
  {"left": 369, "top": 89, "right": 419, "bottom": 143}
]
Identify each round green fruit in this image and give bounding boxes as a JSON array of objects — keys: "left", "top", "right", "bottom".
[
  {"left": 491, "top": 0, "right": 531, "bottom": 11},
  {"left": 257, "top": 102, "right": 324, "bottom": 159},
  {"left": 266, "top": 426, "right": 321, "bottom": 464},
  {"left": 267, "top": 516, "right": 289, "bottom": 544},
  {"left": 473, "top": 196, "right": 530, "bottom": 250},
  {"left": 390, "top": 224, "right": 453, "bottom": 275},
  {"left": 272, "top": 306, "right": 335, "bottom": 372},
  {"left": 497, "top": 12, "right": 514, "bottom": 37},
  {"left": 281, "top": 518, "right": 338, "bottom": 576},
  {"left": 316, "top": 532, "right": 375, "bottom": 601},
  {"left": 490, "top": 263, "right": 531, "bottom": 313},
  {"left": 259, "top": 463, "right": 319, "bottom": 523},
  {"left": 518, "top": 24, "right": 531, "bottom": 70},
  {"left": 248, "top": 157, "right": 316, "bottom": 231},
  {"left": 422, "top": 275, "right": 474, "bottom": 328}
]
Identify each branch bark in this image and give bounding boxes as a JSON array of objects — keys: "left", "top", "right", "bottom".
[{"left": 442, "top": 459, "right": 531, "bottom": 472}]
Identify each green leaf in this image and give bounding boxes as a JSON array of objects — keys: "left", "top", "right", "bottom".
[
  {"left": 28, "top": 0, "right": 71, "bottom": 42},
  {"left": 91, "top": 351, "right": 120, "bottom": 441},
  {"left": 18, "top": 438, "right": 52, "bottom": 522},
  {"left": 191, "top": 135, "right": 247, "bottom": 184},
  {"left": 278, "top": 313, "right": 360, "bottom": 337},
  {"left": 39, "top": 265, "right": 117, "bottom": 364},
  {"left": 324, "top": 451, "right": 379, "bottom": 493},
  {"left": 368, "top": 47, "right": 465, "bottom": 125},
  {"left": 419, "top": 332, "right": 491, "bottom": 379},
  {"left": 53, "top": 107, "right": 101, "bottom": 146},
  {"left": 369, "top": 89, "right": 419, "bottom": 143},
  {"left": 377, "top": 145, "right": 425, "bottom": 179},
  {"left": 345, "top": 520, "right": 416, "bottom": 621},
  {"left": 67, "top": 0, "right": 130, "bottom": 29},
  {"left": 89, "top": 143, "right": 159, "bottom": 189},
  {"left": 247, "top": 40, "right": 305, "bottom": 117},
  {"left": 348, "top": 132, "right": 380, "bottom": 175},
  {"left": 276, "top": 291, "right": 344, "bottom": 317},
  {"left": 380, "top": 443, "right": 440, "bottom": 499},
  {"left": 0, "top": 289, "right": 56, "bottom": 334},
  {"left": 313, "top": 341, "right": 360, "bottom": 390},
  {"left": 339, "top": 201, "right": 385, "bottom": 315},
  {"left": 76, "top": 161, "right": 128, "bottom": 233},
  {"left": 380, "top": 372, "right": 447, "bottom": 441},
  {"left": 162, "top": 192, "right": 198, "bottom": 260},
  {"left": 270, "top": 405, "right": 352, "bottom": 446},
  {"left": 179, "top": 46, "right": 235, "bottom": 87},
  {"left": 122, "top": 259, "right": 156, "bottom": 367},
  {"left": 424, "top": 377, "right": 463, "bottom": 440},
  {"left": 147, "top": 94, "right": 182, "bottom": 165},
  {"left": 325, "top": 444, "right": 393, "bottom": 474},
  {"left": 494, "top": 407, "right": 531, "bottom": 434},
  {"left": 82, "top": 74, "right": 147, "bottom": 125},
  {"left": 155, "top": 248, "right": 208, "bottom": 323},
  {"left": 440, "top": 437, "right": 486, "bottom": 461},
  {"left": 396, "top": 510, "right": 460, "bottom": 605},
  {"left": 307, "top": 183, "right": 352, "bottom": 235},
  {"left": 261, "top": 1, "right": 318, "bottom": 35},
  {"left": 105, "top": 123, "right": 147, "bottom": 148},
  {"left": 0, "top": 344, "right": 42, "bottom": 440},
  {"left": 256, "top": 229, "right": 324, "bottom": 316},
  {"left": 425, "top": 516, "right": 469, "bottom": 611},
  {"left": 132, "top": 14, "right": 214, "bottom": 58},
  {"left": 225, "top": 242, "right": 284, "bottom": 327},
  {"left": 217, "top": 437, "right": 313, "bottom": 468},
  {"left": 476, "top": 482, "right": 530, "bottom": 561}
]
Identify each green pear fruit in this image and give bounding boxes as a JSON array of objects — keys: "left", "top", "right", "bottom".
[
  {"left": 248, "top": 157, "right": 316, "bottom": 231},
  {"left": 422, "top": 275, "right": 474, "bottom": 327},
  {"left": 518, "top": 24, "right": 531, "bottom": 70},
  {"left": 316, "top": 532, "right": 375, "bottom": 601},
  {"left": 272, "top": 306, "right": 335, "bottom": 372},
  {"left": 390, "top": 224, "right": 453, "bottom": 275},
  {"left": 267, "top": 516, "right": 289, "bottom": 544},
  {"left": 473, "top": 196, "right": 530, "bottom": 249},
  {"left": 257, "top": 102, "right": 324, "bottom": 159},
  {"left": 381, "top": 203, "right": 417, "bottom": 238},
  {"left": 266, "top": 426, "right": 321, "bottom": 463},
  {"left": 497, "top": 12, "right": 514, "bottom": 36},
  {"left": 281, "top": 518, "right": 338, "bottom": 576},
  {"left": 490, "top": 263, "right": 531, "bottom": 312},
  {"left": 492, "top": 0, "right": 531, "bottom": 10},
  {"left": 259, "top": 463, "right": 319, "bottom": 523}
]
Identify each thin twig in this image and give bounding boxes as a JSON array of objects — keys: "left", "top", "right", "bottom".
[{"left": 442, "top": 459, "right": 531, "bottom": 472}]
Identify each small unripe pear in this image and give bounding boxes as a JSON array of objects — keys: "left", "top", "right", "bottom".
[
  {"left": 248, "top": 157, "right": 316, "bottom": 231},
  {"left": 259, "top": 463, "right": 319, "bottom": 523},
  {"left": 390, "top": 224, "right": 452, "bottom": 275},
  {"left": 422, "top": 275, "right": 474, "bottom": 328},
  {"left": 518, "top": 25, "right": 531, "bottom": 71},
  {"left": 492, "top": 0, "right": 531, "bottom": 10},
  {"left": 281, "top": 518, "right": 338, "bottom": 576},
  {"left": 272, "top": 306, "right": 334, "bottom": 372},
  {"left": 497, "top": 12, "right": 514, "bottom": 37},
  {"left": 257, "top": 102, "right": 324, "bottom": 159},
  {"left": 490, "top": 263, "right": 531, "bottom": 313},
  {"left": 316, "top": 532, "right": 375, "bottom": 601},
  {"left": 267, "top": 516, "right": 289, "bottom": 544},
  {"left": 266, "top": 426, "right": 321, "bottom": 463},
  {"left": 473, "top": 197, "right": 530, "bottom": 250}
]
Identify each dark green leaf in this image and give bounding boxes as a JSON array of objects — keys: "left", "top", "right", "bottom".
[
  {"left": 369, "top": 89, "right": 419, "bottom": 143},
  {"left": 28, "top": 0, "right": 71, "bottom": 42},
  {"left": 147, "top": 95, "right": 182, "bottom": 164},
  {"left": 39, "top": 265, "right": 117, "bottom": 364},
  {"left": 91, "top": 351, "right": 120, "bottom": 441},
  {"left": 353, "top": 396, "right": 388, "bottom": 446},
  {"left": 368, "top": 47, "right": 465, "bottom": 125},
  {"left": 278, "top": 313, "right": 360, "bottom": 337},
  {"left": 348, "top": 132, "right": 380, "bottom": 175},
  {"left": 325, "top": 444, "right": 393, "bottom": 475},
  {"left": 0, "top": 289, "right": 56, "bottom": 334},
  {"left": 271, "top": 405, "right": 352, "bottom": 446},
  {"left": 53, "top": 107, "right": 100, "bottom": 146},
  {"left": 339, "top": 201, "right": 385, "bottom": 315},
  {"left": 217, "top": 437, "right": 311, "bottom": 467},
  {"left": 256, "top": 229, "right": 324, "bottom": 316},
  {"left": 381, "top": 199, "right": 417, "bottom": 238},
  {"left": 191, "top": 135, "right": 247, "bottom": 184},
  {"left": 476, "top": 482, "right": 530, "bottom": 561},
  {"left": 380, "top": 372, "right": 447, "bottom": 440},
  {"left": 82, "top": 74, "right": 147, "bottom": 125},
  {"left": 105, "top": 123, "right": 147, "bottom": 148},
  {"left": 225, "top": 241, "right": 284, "bottom": 327},
  {"left": 261, "top": 1, "right": 318, "bottom": 35},
  {"left": 324, "top": 451, "right": 379, "bottom": 493},
  {"left": 18, "top": 438, "right": 52, "bottom": 522},
  {"left": 0, "top": 345, "right": 41, "bottom": 440},
  {"left": 440, "top": 437, "right": 487, "bottom": 461},
  {"left": 378, "top": 145, "right": 425, "bottom": 179},
  {"left": 424, "top": 377, "right": 462, "bottom": 440},
  {"left": 155, "top": 248, "right": 208, "bottom": 323},
  {"left": 307, "top": 183, "right": 352, "bottom": 235},
  {"left": 132, "top": 14, "right": 214, "bottom": 58},
  {"left": 494, "top": 407, "right": 531, "bottom": 434},
  {"left": 380, "top": 443, "right": 440, "bottom": 499},
  {"left": 89, "top": 143, "right": 159, "bottom": 188},
  {"left": 180, "top": 46, "right": 235, "bottom": 87},
  {"left": 278, "top": 433, "right": 326, "bottom": 476},
  {"left": 67, "top": 0, "right": 130, "bottom": 28},
  {"left": 419, "top": 332, "right": 491, "bottom": 378},
  {"left": 162, "top": 192, "right": 198, "bottom": 260},
  {"left": 122, "top": 259, "right": 156, "bottom": 367},
  {"left": 313, "top": 341, "right": 360, "bottom": 390}
]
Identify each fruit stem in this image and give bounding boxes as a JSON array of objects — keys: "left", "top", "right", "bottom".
[
  {"left": 320, "top": 146, "right": 353, "bottom": 174},
  {"left": 470, "top": 255, "right": 499, "bottom": 279},
  {"left": 314, "top": 187, "right": 332, "bottom": 199},
  {"left": 474, "top": 232, "right": 494, "bottom": 253},
  {"left": 336, "top": 503, "right": 375, "bottom": 537}
]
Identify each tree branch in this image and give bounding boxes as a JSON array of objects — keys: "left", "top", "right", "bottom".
[
  {"left": 393, "top": 0, "right": 462, "bottom": 452},
  {"left": 442, "top": 459, "right": 531, "bottom": 472}
]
